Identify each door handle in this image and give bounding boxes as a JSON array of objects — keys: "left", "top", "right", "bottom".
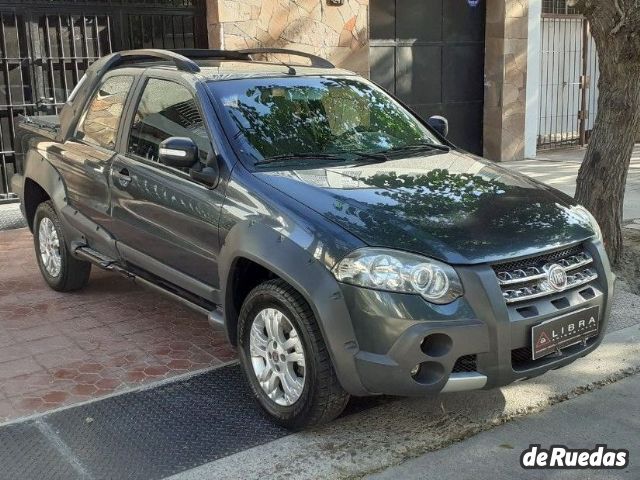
[
  {"left": 85, "top": 159, "right": 104, "bottom": 174},
  {"left": 112, "top": 167, "right": 132, "bottom": 187}
]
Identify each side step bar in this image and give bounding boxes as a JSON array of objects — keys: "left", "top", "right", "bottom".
[{"left": 73, "top": 245, "right": 224, "bottom": 325}]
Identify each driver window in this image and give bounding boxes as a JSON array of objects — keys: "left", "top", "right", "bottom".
[{"left": 128, "top": 78, "right": 209, "bottom": 166}]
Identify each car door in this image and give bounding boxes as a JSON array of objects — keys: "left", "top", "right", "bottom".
[
  {"left": 109, "top": 75, "right": 225, "bottom": 302},
  {"left": 54, "top": 73, "right": 136, "bottom": 257}
]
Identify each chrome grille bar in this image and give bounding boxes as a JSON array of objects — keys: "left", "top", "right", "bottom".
[
  {"left": 493, "top": 248, "right": 599, "bottom": 305},
  {"left": 502, "top": 268, "right": 598, "bottom": 304},
  {"left": 496, "top": 252, "right": 593, "bottom": 286}
]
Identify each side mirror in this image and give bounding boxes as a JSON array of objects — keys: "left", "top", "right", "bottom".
[
  {"left": 158, "top": 137, "right": 197, "bottom": 168},
  {"left": 427, "top": 115, "right": 449, "bottom": 138}
]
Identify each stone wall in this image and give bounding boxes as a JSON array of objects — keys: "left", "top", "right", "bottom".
[
  {"left": 205, "top": 0, "right": 369, "bottom": 77},
  {"left": 483, "top": 0, "right": 528, "bottom": 161}
]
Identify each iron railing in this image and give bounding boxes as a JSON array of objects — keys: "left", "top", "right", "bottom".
[
  {"left": 538, "top": 8, "right": 599, "bottom": 150},
  {"left": 0, "top": 0, "right": 207, "bottom": 202}
]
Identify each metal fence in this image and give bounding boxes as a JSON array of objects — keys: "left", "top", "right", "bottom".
[
  {"left": 0, "top": 0, "right": 207, "bottom": 202},
  {"left": 538, "top": 7, "right": 599, "bottom": 150},
  {"left": 542, "top": 0, "right": 579, "bottom": 15}
]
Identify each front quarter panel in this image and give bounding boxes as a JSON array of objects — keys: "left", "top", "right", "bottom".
[{"left": 218, "top": 165, "right": 369, "bottom": 395}]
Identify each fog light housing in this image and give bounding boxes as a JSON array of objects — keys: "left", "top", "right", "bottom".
[{"left": 411, "top": 361, "right": 445, "bottom": 385}]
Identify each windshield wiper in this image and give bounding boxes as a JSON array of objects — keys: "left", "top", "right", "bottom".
[
  {"left": 255, "top": 152, "right": 345, "bottom": 166},
  {"left": 382, "top": 141, "right": 451, "bottom": 155},
  {"left": 254, "top": 151, "right": 387, "bottom": 167}
]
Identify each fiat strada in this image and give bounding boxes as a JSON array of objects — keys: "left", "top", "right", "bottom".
[{"left": 11, "top": 48, "right": 614, "bottom": 428}]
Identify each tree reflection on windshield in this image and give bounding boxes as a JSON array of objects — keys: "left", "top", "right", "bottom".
[{"left": 210, "top": 77, "right": 442, "bottom": 163}]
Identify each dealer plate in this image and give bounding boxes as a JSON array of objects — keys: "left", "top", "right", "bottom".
[{"left": 531, "top": 305, "right": 600, "bottom": 360}]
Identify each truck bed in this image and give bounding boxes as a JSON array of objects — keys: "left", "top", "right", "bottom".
[{"left": 18, "top": 115, "right": 60, "bottom": 140}]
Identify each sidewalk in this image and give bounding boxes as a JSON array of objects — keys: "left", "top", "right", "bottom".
[
  {"left": 369, "top": 373, "right": 639, "bottom": 480},
  {"left": 501, "top": 145, "right": 640, "bottom": 220},
  {"left": 0, "top": 228, "right": 235, "bottom": 423}
]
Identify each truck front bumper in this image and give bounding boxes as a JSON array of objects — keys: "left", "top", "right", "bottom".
[{"left": 338, "top": 240, "right": 615, "bottom": 397}]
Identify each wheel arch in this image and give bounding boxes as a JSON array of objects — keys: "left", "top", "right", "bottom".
[
  {"left": 21, "top": 152, "right": 68, "bottom": 231},
  {"left": 219, "top": 220, "right": 368, "bottom": 396},
  {"left": 23, "top": 177, "right": 51, "bottom": 231}
]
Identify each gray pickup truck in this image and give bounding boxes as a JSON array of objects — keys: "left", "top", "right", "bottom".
[{"left": 11, "top": 48, "right": 614, "bottom": 429}]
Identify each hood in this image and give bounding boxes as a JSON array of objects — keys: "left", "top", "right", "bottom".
[{"left": 254, "top": 151, "right": 596, "bottom": 264}]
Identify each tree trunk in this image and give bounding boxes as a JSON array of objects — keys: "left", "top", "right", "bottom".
[{"left": 573, "top": 3, "right": 640, "bottom": 264}]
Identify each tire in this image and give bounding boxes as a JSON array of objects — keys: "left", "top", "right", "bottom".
[
  {"left": 238, "top": 279, "right": 350, "bottom": 429},
  {"left": 33, "top": 201, "right": 91, "bottom": 292}
]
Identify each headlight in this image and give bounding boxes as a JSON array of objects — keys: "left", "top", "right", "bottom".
[
  {"left": 573, "top": 206, "right": 602, "bottom": 241},
  {"left": 332, "top": 248, "right": 463, "bottom": 304}
]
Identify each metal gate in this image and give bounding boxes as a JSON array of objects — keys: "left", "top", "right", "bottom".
[
  {"left": 0, "top": 0, "right": 207, "bottom": 202},
  {"left": 538, "top": 3, "right": 599, "bottom": 150},
  {"left": 369, "top": 0, "right": 486, "bottom": 155}
]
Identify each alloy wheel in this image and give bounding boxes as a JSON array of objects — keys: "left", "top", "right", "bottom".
[
  {"left": 249, "top": 307, "right": 306, "bottom": 406},
  {"left": 38, "top": 217, "right": 62, "bottom": 278}
]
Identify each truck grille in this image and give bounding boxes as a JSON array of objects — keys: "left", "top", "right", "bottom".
[{"left": 492, "top": 246, "right": 598, "bottom": 304}]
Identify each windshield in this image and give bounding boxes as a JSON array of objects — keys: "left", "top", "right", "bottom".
[{"left": 208, "top": 76, "right": 444, "bottom": 166}]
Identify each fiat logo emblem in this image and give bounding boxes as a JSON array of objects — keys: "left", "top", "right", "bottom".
[{"left": 546, "top": 264, "right": 568, "bottom": 291}]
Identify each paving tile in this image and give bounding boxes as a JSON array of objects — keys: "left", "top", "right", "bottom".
[
  {"left": 108, "top": 317, "right": 161, "bottom": 335},
  {"left": 1, "top": 371, "right": 75, "bottom": 397},
  {"left": 0, "top": 357, "right": 42, "bottom": 380},
  {"left": 0, "top": 399, "right": 17, "bottom": 422},
  {"left": 23, "top": 335, "right": 75, "bottom": 356},
  {"left": 0, "top": 329, "right": 16, "bottom": 348},
  {"left": 10, "top": 324, "right": 61, "bottom": 343},
  {"left": 34, "top": 346, "right": 93, "bottom": 369},
  {"left": 54, "top": 316, "right": 104, "bottom": 333},
  {"left": 0, "top": 344, "right": 32, "bottom": 363},
  {"left": 41, "top": 390, "right": 70, "bottom": 405},
  {"left": 71, "top": 384, "right": 98, "bottom": 396},
  {"left": 10, "top": 395, "right": 47, "bottom": 416},
  {"left": 95, "top": 378, "right": 121, "bottom": 390}
]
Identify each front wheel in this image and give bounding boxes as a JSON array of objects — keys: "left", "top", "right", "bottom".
[{"left": 238, "top": 279, "right": 349, "bottom": 429}]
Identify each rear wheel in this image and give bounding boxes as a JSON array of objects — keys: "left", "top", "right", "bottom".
[
  {"left": 238, "top": 279, "right": 349, "bottom": 429},
  {"left": 34, "top": 201, "right": 91, "bottom": 292}
]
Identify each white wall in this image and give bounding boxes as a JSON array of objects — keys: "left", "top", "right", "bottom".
[{"left": 524, "top": 0, "right": 542, "bottom": 158}]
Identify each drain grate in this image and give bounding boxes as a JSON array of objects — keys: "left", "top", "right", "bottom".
[
  {"left": 0, "top": 203, "right": 26, "bottom": 231},
  {"left": 0, "top": 363, "right": 389, "bottom": 480},
  {"left": 0, "top": 364, "right": 289, "bottom": 480}
]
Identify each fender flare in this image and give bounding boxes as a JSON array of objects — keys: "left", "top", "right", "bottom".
[
  {"left": 219, "top": 220, "right": 369, "bottom": 396},
  {"left": 23, "top": 150, "right": 68, "bottom": 216}
]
